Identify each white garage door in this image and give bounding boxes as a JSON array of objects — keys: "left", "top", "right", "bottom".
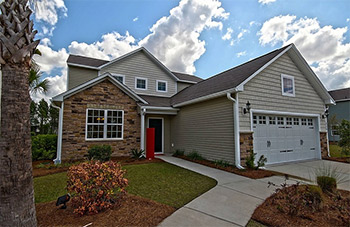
[{"left": 253, "top": 115, "right": 319, "bottom": 164}]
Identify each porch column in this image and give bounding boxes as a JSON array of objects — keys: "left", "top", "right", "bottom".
[{"left": 140, "top": 108, "right": 146, "bottom": 151}]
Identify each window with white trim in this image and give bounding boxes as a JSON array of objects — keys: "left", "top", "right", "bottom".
[
  {"left": 269, "top": 116, "right": 276, "bottom": 125},
  {"left": 277, "top": 117, "right": 284, "bottom": 125},
  {"left": 157, "top": 80, "right": 167, "bottom": 92},
  {"left": 258, "top": 116, "right": 266, "bottom": 124},
  {"left": 293, "top": 118, "right": 299, "bottom": 125},
  {"left": 301, "top": 118, "right": 307, "bottom": 125},
  {"left": 112, "top": 74, "right": 124, "bottom": 84},
  {"left": 135, "top": 77, "right": 147, "bottom": 90},
  {"left": 281, "top": 74, "right": 295, "bottom": 97},
  {"left": 86, "top": 109, "right": 123, "bottom": 140},
  {"left": 308, "top": 118, "right": 313, "bottom": 126},
  {"left": 286, "top": 117, "right": 293, "bottom": 125}
]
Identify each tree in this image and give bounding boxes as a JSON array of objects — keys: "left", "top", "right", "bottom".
[
  {"left": 29, "top": 60, "right": 49, "bottom": 94},
  {"left": 338, "top": 120, "right": 350, "bottom": 156},
  {"left": 38, "top": 99, "right": 49, "bottom": 134},
  {"left": 30, "top": 100, "right": 39, "bottom": 133},
  {"left": 0, "top": 0, "right": 39, "bottom": 225},
  {"left": 49, "top": 104, "right": 59, "bottom": 134}
]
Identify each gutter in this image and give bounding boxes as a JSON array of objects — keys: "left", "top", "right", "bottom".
[
  {"left": 51, "top": 101, "right": 64, "bottom": 164},
  {"left": 226, "top": 92, "right": 244, "bottom": 169}
]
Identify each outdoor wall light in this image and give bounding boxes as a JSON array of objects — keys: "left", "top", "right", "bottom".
[
  {"left": 322, "top": 107, "right": 329, "bottom": 119},
  {"left": 243, "top": 101, "right": 251, "bottom": 114}
]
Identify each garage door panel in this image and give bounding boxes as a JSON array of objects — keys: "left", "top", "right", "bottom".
[{"left": 253, "top": 114, "right": 319, "bottom": 165}]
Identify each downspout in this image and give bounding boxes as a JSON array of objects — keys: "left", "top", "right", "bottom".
[
  {"left": 227, "top": 92, "right": 244, "bottom": 169},
  {"left": 140, "top": 107, "right": 146, "bottom": 151},
  {"left": 52, "top": 102, "right": 64, "bottom": 164}
]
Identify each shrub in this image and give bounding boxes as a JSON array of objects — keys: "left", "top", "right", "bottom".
[
  {"left": 173, "top": 149, "right": 185, "bottom": 157},
  {"left": 314, "top": 164, "right": 346, "bottom": 193},
  {"left": 338, "top": 120, "right": 350, "bottom": 156},
  {"left": 214, "top": 160, "right": 231, "bottom": 168},
  {"left": 305, "top": 185, "right": 323, "bottom": 211},
  {"left": 131, "top": 149, "right": 145, "bottom": 159},
  {"left": 67, "top": 161, "right": 128, "bottom": 216},
  {"left": 317, "top": 176, "right": 337, "bottom": 193},
  {"left": 186, "top": 151, "right": 204, "bottom": 160},
  {"left": 86, "top": 145, "right": 112, "bottom": 162},
  {"left": 31, "top": 134, "right": 57, "bottom": 161},
  {"left": 245, "top": 150, "right": 267, "bottom": 170}
]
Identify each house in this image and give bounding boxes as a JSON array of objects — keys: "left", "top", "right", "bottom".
[
  {"left": 52, "top": 44, "right": 334, "bottom": 166},
  {"left": 327, "top": 87, "right": 350, "bottom": 142}
]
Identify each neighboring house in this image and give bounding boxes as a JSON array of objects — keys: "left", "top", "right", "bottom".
[
  {"left": 327, "top": 87, "right": 350, "bottom": 142},
  {"left": 52, "top": 44, "right": 334, "bottom": 166}
]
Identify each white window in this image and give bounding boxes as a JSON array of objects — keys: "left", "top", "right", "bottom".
[
  {"left": 112, "top": 74, "right": 125, "bottom": 84},
  {"left": 156, "top": 80, "right": 167, "bottom": 92},
  {"left": 253, "top": 115, "right": 257, "bottom": 125},
  {"left": 258, "top": 116, "right": 266, "bottom": 124},
  {"left": 331, "top": 125, "right": 339, "bottom": 136},
  {"left": 135, "top": 77, "right": 147, "bottom": 90},
  {"left": 293, "top": 118, "right": 299, "bottom": 125},
  {"left": 301, "top": 118, "right": 307, "bottom": 125},
  {"left": 269, "top": 116, "right": 276, "bottom": 125},
  {"left": 86, "top": 109, "right": 123, "bottom": 140},
  {"left": 277, "top": 117, "right": 284, "bottom": 125},
  {"left": 308, "top": 118, "right": 313, "bottom": 126},
  {"left": 281, "top": 74, "right": 295, "bottom": 97},
  {"left": 286, "top": 117, "right": 293, "bottom": 125}
]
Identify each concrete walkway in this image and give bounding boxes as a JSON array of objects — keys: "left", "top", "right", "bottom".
[
  {"left": 266, "top": 159, "right": 350, "bottom": 191},
  {"left": 158, "top": 156, "right": 302, "bottom": 227}
]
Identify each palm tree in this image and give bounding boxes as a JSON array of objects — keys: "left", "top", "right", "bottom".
[
  {"left": 29, "top": 61, "right": 49, "bottom": 94},
  {"left": 0, "top": 0, "right": 39, "bottom": 225}
]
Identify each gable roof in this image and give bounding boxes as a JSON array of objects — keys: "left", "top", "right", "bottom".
[
  {"left": 172, "top": 72, "right": 203, "bottom": 83},
  {"left": 171, "top": 44, "right": 334, "bottom": 107},
  {"left": 67, "top": 55, "right": 109, "bottom": 68},
  {"left": 171, "top": 45, "right": 292, "bottom": 106},
  {"left": 329, "top": 87, "right": 350, "bottom": 102},
  {"left": 51, "top": 72, "right": 148, "bottom": 104},
  {"left": 66, "top": 49, "right": 202, "bottom": 83},
  {"left": 138, "top": 95, "right": 171, "bottom": 107}
]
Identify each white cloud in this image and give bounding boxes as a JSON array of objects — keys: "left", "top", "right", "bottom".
[
  {"left": 237, "top": 29, "right": 248, "bottom": 40},
  {"left": 222, "top": 28, "right": 233, "bottom": 40},
  {"left": 68, "top": 31, "right": 138, "bottom": 60},
  {"left": 347, "top": 18, "right": 349, "bottom": 22},
  {"left": 34, "top": 0, "right": 68, "bottom": 26},
  {"left": 259, "top": 15, "right": 350, "bottom": 90},
  {"left": 34, "top": 38, "right": 68, "bottom": 73},
  {"left": 33, "top": 0, "right": 229, "bottom": 102},
  {"left": 258, "top": 0, "right": 277, "bottom": 5},
  {"left": 237, "top": 51, "right": 246, "bottom": 57},
  {"left": 42, "top": 26, "right": 56, "bottom": 36},
  {"left": 133, "top": 17, "right": 139, "bottom": 22},
  {"left": 139, "top": 0, "right": 229, "bottom": 74}
]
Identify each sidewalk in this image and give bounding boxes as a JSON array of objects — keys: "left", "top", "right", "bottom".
[{"left": 158, "top": 156, "right": 301, "bottom": 227}]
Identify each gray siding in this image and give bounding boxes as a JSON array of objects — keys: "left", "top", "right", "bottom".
[
  {"left": 171, "top": 96, "right": 235, "bottom": 163},
  {"left": 239, "top": 53, "right": 327, "bottom": 132},
  {"left": 101, "top": 51, "right": 177, "bottom": 97},
  {"left": 68, "top": 66, "right": 98, "bottom": 89},
  {"left": 177, "top": 82, "right": 192, "bottom": 92}
]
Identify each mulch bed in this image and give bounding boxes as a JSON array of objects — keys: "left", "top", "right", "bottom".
[
  {"left": 324, "top": 157, "right": 350, "bottom": 164},
  {"left": 176, "top": 155, "right": 277, "bottom": 179},
  {"left": 252, "top": 185, "right": 350, "bottom": 227},
  {"left": 36, "top": 193, "right": 175, "bottom": 227},
  {"left": 33, "top": 157, "right": 164, "bottom": 178}
]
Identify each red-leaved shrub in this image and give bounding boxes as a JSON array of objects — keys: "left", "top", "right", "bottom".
[{"left": 67, "top": 161, "right": 128, "bottom": 215}]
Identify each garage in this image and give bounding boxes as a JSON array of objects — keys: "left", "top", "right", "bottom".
[{"left": 253, "top": 114, "right": 319, "bottom": 164}]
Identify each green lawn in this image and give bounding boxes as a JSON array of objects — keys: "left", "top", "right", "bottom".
[
  {"left": 34, "top": 162, "right": 217, "bottom": 208},
  {"left": 330, "top": 144, "right": 349, "bottom": 157}
]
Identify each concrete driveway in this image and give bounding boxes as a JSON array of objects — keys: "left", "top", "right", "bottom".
[{"left": 265, "top": 159, "right": 350, "bottom": 191}]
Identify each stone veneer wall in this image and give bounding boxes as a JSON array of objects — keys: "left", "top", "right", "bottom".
[
  {"left": 320, "top": 132, "right": 328, "bottom": 158},
  {"left": 240, "top": 132, "right": 254, "bottom": 166},
  {"left": 61, "top": 79, "right": 140, "bottom": 161}
]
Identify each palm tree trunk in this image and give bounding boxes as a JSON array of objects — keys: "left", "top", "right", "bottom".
[{"left": 0, "top": 64, "right": 37, "bottom": 226}]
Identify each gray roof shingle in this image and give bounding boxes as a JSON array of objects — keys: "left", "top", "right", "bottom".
[
  {"left": 171, "top": 45, "right": 291, "bottom": 106},
  {"left": 172, "top": 72, "right": 203, "bottom": 83},
  {"left": 67, "top": 55, "right": 109, "bottom": 68},
  {"left": 329, "top": 87, "right": 350, "bottom": 101},
  {"left": 139, "top": 95, "right": 172, "bottom": 107}
]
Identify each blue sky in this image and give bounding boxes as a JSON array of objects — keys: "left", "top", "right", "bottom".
[{"left": 31, "top": 0, "right": 350, "bottom": 101}]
